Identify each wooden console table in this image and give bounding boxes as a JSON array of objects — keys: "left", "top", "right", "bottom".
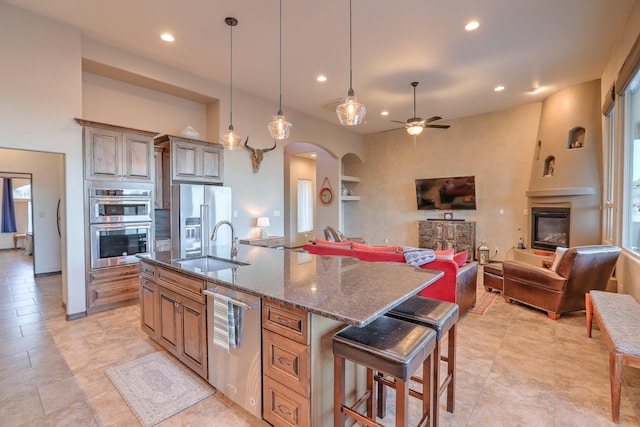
[
  {"left": 239, "top": 236, "right": 285, "bottom": 248},
  {"left": 418, "top": 220, "right": 476, "bottom": 261}
]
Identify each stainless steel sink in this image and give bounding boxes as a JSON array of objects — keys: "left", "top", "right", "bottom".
[{"left": 174, "top": 256, "right": 248, "bottom": 272}]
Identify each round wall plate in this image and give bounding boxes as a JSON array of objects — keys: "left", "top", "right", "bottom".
[{"left": 444, "top": 212, "right": 453, "bottom": 220}]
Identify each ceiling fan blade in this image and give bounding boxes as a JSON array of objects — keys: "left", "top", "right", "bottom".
[
  {"left": 425, "top": 124, "right": 451, "bottom": 129},
  {"left": 381, "top": 126, "right": 406, "bottom": 133},
  {"left": 425, "top": 116, "right": 443, "bottom": 123},
  {"left": 390, "top": 120, "right": 407, "bottom": 125}
]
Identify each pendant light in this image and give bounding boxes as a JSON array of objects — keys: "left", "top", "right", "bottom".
[
  {"left": 336, "top": 0, "right": 366, "bottom": 126},
  {"left": 222, "top": 17, "right": 241, "bottom": 150},
  {"left": 268, "top": 0, "right": 292, "bottom": 140}
]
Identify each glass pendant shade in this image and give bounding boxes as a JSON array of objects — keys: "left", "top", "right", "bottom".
[
  {"left": 268, "top": 112, "right": 292, "bottom": 140},
  {"left": 337, "top": 91, "right": 367, "bottom": 126},
  {"left": 222, "top": 125, "right": 241, "bottom": 150},
  {"left": 407, "top": 122, "right": 424, "bottom": 136}
]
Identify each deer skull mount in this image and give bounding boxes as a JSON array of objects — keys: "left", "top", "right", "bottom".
[{"left": 243, "top": 137, "right": 276, "bottom": 173}]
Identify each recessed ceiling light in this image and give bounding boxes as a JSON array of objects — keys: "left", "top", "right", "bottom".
[
  {"left": 316, "top": 75, "right": 327, "bottom": 82},
  {"left": 494, "top": 85, "right": 505, "bottom": 92},
  {"left": 160, "top": 33, "right": 175, "bottom": 42},
  {"left": 310, "top": 153, "right": 317, "bottom": 157},
  {"left": 465, "top": 21, "right": 480, "bottom": 31},
  {"left": 380, "top": 111, "right": 389, "bottom": 116}
]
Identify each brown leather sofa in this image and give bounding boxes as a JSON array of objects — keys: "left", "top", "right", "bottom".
[{"left": 502, "top": 245, "right": 621, "bottom": 320}]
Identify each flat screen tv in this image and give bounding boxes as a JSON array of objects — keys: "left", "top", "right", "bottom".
[{"left": 415, "top": 176, "right": 477, "bottom": 210}]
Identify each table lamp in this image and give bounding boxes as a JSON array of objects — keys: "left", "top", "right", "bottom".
[{"left": 256, "top": 217, "right": 270, "bottom": 238}]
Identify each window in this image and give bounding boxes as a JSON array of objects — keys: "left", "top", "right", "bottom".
[
  {"left": 603, "top": 106, "right": 616, "bottom": 244},
  {"left": 297, "top": 179, "right": 313, "bottom": 233},
  {"left": 12, "top": 184, "right": 31, "bottom": 200},
  {"left": 624, "top": 70, "right": 640, "bottom": 254}
]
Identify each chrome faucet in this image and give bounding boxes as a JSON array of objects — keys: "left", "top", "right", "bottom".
[{"left": 211, "top": 220, "right": 239, "bottom": 260}]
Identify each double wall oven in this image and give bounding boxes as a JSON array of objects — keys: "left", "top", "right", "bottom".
[{"left": 89, "top": 188, "right": 152, "bottom": 269}]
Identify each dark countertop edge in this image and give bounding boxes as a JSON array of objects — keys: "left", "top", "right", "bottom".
[{"left": 137, "top": 254, "right": 444, "bottom": 327}]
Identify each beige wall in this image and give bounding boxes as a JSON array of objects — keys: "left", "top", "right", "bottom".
[
  {"left": 349, "top": 102, "right": 542, "bottom": 259},
  {"left": 600, "top": 0, "right": 640, "bottom": 299},
  {"left": 0, "top": 2, "right": 83, "bottom": 313}
]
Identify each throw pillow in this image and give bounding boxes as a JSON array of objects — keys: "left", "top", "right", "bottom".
[
  {"left": 453, "top": 251, "right": 468, "bottom": 267},
  {"left": 351, "top": 242, "right": 398, "bottom": 252},
  {"left": 550, "top": 247, "right": 568, "bottom": 272},
  {"left": 315, "top": 238, "right": 351, "bottom": 248},
  {"left": 435, "top": 249, "right": 455, "bottom": 260}
]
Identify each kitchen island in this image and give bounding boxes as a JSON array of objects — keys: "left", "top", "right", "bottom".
[{"left": 138, "top": 245, "right": 443, "bottom": 426}]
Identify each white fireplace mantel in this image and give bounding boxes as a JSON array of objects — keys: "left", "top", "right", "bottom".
[{"left": 526, "top": 187, "right": 597, "bottom": 198}]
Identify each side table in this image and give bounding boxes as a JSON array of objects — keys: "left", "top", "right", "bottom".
[{"left": 239, "top": 236, "right": 285, "bottom": 248}]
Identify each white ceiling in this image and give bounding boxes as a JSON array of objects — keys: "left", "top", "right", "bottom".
[{"left": 6, "top": 0, "right": 635, "bottom": 134}]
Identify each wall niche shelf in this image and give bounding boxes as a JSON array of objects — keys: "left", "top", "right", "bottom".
[{"left": 341, "top": 175, "right": 360, "bottom": 201}]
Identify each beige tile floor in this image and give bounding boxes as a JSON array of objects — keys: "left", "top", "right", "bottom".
[{"left": 0, "top": 250, "right": 639, "bottom": 426}]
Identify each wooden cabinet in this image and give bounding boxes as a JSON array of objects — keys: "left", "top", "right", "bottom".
[
  {"left": 154, "top": 134, "right": 224, "bottom": 184},
  {"left": 139, "top": 260, "right": 208, "bottom": 379},
  {"left": 77, "top": 119, "right": 155, "bottom": 183},
  {"left": 153, "top": 146, "right": 165, "bottom": 209},
  {"left": 418, "top": 220, "right": 476, "bottom": 261},
  {"left": 87, "top": 264, "right": 140, "bottom": 309},
  {"left": 262, "top": 300, "right": 311, "bottom": 427}
]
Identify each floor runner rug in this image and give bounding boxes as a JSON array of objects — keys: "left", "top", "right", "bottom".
[
  {"left": 467, "top": 291, "right": 498, "bottom": 315},
  {"left": 106, "top": 351, "right": 215, "bottom": 426}
]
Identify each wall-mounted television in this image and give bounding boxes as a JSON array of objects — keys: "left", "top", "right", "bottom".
[{"left": 415, "top": 176, "right": 476, "bottom": 210}]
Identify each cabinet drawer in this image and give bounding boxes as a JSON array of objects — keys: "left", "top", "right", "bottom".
[
  {"left": 263, "top": 329, "right": 309, "bottom": 398},
  {"left": 157, "top": 267, "right": 205, "bottom": 303},
  {"left": 139, "top": 261, "right": 156, "bottom": 280},
  {"left": 89, "top": 264, "right": 140, "bottom": 284},
  {"left": 263, "top": 375, "right": 309, "bottom": 427},
  {"left": 88, "top": 278, "right": 140, "bottom": 307},
  {"left": 262, "top": 300, "right": 309, "bottom": 345}
]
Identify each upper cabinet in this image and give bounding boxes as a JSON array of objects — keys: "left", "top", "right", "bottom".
[
  {"left": 154, "top": 135, "right": 224, "bottom": 184},
  {"left": 76, "top": 119, "right": 156, "bottom": 183}
]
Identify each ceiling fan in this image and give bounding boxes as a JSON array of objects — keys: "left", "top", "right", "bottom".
[{"left": 390, "top": 82, "right": 450, "bottom": 135}]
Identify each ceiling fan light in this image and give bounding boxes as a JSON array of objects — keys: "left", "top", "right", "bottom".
[
  {"left": 221, "top": 126, "right": 241, "bottom": 150},
  {"left": 407, "top": 124, "right": 424, "bottom": 136},
  {"left": 337, "top": 94, "right": 367, "bottom": 126},
  {"left": 268, "top": 113, "right": 293, "bottom": 140}
]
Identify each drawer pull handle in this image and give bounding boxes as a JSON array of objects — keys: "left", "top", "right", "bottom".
[
  {"left": 276, "top": 404, "right": 293, "bottom": 415},
  {"left": 275, "top": 315, "right": 291, "bottom": 326},
  {"left": 276, "top": 356, "right": 292, "bottom": 366}
]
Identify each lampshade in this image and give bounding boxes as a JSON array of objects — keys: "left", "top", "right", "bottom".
[
  {"left": 268, "top": 113, "right": 292, "bottom": 140},
  {"left": 336, "top": 0, "right": 366, "bottom": 126},
  {"left": 222, "top": 125, "right": 241, "bottom": 150},
  {"left": 337, "top": 92, "right": 367, "bottom": 126},
  {"left": 407, "top": 123, "right": 424, "bottom": 136},
  {"left": 256, "top": 217, "right": 270, "bottom": 227},
  {"left": 268, "top": 0, "right": 292, "bottom": 140},
  {"left": 222, "top": 17, "right": 241, "bottom": 149}
]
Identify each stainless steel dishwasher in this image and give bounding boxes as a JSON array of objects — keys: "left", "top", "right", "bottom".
[{"left": 203, "top": 284, "right": 262, "bottom": 419}]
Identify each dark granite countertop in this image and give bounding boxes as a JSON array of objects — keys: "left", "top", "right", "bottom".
[{"left": 138, "top": 244, "right": 443, "bottom": 327}]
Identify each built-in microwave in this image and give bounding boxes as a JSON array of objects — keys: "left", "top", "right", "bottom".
[
  {"left": 89, "top": 188, "right": 152, "bottom": 223},
  {"left": 90, "top": 222, "right": 151, "bottom": 269}
]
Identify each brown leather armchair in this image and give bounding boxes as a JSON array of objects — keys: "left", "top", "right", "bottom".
[{"left": 502, "top": 245, "right": 621, "bottom": 320}]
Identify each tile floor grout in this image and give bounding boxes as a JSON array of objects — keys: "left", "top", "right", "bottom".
[{"left": 0, "top": 249, "right": 638, "bottom": 426}]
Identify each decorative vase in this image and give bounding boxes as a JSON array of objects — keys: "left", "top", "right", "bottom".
[{"left": 179, "top": 126, "right": 200, "bottom": 139}]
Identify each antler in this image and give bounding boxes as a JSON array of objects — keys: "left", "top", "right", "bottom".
[
  {"left": 262, "top": 140, "right": 277, "bottom": 153},
  {"left": 243, "top": 137, "right": 255, "bottom": 153}
]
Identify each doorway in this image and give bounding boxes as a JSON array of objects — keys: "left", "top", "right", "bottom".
[{"left": 0, "top": 173, "right": 34, "bottom": 274}]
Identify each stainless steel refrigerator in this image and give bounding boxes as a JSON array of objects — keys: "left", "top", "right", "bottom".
[{"left": 171, "top": 184, "right": 232, "bottom": 258}]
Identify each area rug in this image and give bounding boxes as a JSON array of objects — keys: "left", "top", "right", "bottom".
[
  {"left": 105, "top": 351, "right": 215, "bottom": 426},
  {"left": 467, "top": 291, "right": 498, "bottom": 315}
]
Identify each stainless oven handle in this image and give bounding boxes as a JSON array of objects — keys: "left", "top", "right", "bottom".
[{"left": 92, "top": 221, "right": 152, "bottom": 230}]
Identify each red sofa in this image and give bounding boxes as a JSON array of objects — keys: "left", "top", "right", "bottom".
[{"left": 302, "top": 242, "right": 478, "bottom": 313}]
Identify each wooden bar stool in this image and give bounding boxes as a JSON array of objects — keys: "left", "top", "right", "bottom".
[
  {"left": 386, "top": 297, "right": 459, "bottom": 427},
  {"left": 333, "top": 315, "right": 437, "bottom": 427}
]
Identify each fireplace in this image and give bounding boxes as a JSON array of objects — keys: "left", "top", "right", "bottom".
[{"left": 531, "top": 207, "right": 570, "bottom": 251}]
